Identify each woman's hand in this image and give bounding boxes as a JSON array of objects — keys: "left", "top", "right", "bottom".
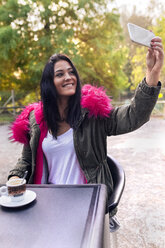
[{"left": 146, "top": 36, "right": 164, "bottom": 86}]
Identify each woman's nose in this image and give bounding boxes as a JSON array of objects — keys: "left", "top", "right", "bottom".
[{"left": 65, "top": 72, "right": 71, "bottom": 81}]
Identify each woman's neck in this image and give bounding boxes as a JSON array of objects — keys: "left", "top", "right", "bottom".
[
  {"left": 57, "top": 97, "right": 71, "bottom": 136},
  {"left": 57, "top": 97, "right": 69, "bottom": 121}
]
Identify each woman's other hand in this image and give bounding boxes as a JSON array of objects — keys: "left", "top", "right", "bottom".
[{"left": 146, "top": 36, "right": 164, "bottom": 86}]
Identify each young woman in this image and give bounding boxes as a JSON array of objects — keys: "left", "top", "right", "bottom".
[{"left": 9, "top": 37, "right": 164, "bottom": 211}]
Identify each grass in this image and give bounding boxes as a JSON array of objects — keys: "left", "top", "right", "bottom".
[{"left": 0, "top": 113, "right": 15, "bottom": 123}]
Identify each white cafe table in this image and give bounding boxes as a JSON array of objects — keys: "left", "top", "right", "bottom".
[{"left": 0, "top": 184, "right": 108, "bottom": 248}]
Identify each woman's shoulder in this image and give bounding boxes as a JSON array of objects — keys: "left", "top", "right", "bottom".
[
  {"left": 9, "top": 102, "right": 42, "bottom": 144},
  {"left": 81, "top": 84, "right": 113, "bottom": 118}
]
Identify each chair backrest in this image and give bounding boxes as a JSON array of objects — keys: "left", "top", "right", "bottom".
[{"left": 107, "top": 154, "right": 125, "bottom": 213}]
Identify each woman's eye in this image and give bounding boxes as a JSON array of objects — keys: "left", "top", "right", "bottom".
[
  {"left": 56, "top": 73, "right": 63, "bottom": 77},
  {"left": 69, "top": 70, "right": 75, "bottom": 75}
]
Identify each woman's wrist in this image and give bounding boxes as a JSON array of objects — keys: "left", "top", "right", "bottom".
[{"left": 146, "top": 70, "right": 160, "bottom": 86}]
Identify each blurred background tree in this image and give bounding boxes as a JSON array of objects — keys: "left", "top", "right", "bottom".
[
  {"left": 0, "top": 0, "right": 164, "bottom": 105},
  {"left": 0, "top": 0, "right": 128, "bottom": 102}
]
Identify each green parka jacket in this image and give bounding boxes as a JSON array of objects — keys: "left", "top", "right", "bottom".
[{"left": 9, "top": 79, "right": 161, "bottom": 207}]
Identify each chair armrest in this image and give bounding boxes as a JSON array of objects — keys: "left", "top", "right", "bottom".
[
  {"left": 108, "top": 181, "right": 125, "bottom": 212},
  {"left": 107, "top": 155, "right": 125, "bottom": 213}
]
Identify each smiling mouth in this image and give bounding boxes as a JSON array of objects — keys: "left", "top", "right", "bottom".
[{"left": 62, "top": 83, "right": 74, "bottom": 87}]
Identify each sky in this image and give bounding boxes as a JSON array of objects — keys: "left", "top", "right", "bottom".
[{"left": 108, "top": 0, "right": 164, "bottom": 17}]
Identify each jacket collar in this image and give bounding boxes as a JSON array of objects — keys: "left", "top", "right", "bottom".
[{"left": 81, "top": 84, "right": 112, "bottom": 118}]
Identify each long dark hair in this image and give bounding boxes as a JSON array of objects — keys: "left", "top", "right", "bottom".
[{"left": 40, "top": 53, "right": 81, "bottom": 138}]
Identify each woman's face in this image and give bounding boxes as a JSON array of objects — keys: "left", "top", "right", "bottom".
[{"left": 54, "top": 60, "right": 77, "bottom": 99}]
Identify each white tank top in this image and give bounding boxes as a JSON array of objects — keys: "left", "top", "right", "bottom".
[{"left": 42, "top": 128, "right": 86, "bottom": 184}]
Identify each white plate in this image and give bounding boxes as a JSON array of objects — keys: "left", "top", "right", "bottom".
[{"left": 0, "top": 190, "right": 36, "bottom": 208}]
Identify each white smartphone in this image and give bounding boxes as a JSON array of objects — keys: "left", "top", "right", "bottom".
[{"left": 127, "top": 23, "right": 155, "bottom": 48}]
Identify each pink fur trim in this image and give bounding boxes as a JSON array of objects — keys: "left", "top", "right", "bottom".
[
  {"left": 34, "top": 120, "right": 48, "bottom": 184},
  {"left": 33, "top": 103, "right": 48, "bottom": 184},
  {"left": 81, "top": 84, "right": 113, "bottom": 117},
  {"left": 9, "top": 103, "right": 39, "bottom": 144},
  {"left": 34, "top": 102, "right": 44, "bottom": 124}
]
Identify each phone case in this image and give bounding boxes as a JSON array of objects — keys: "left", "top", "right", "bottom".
[{"left": 127, "top": 23, "right": 155, "bottom": 47}]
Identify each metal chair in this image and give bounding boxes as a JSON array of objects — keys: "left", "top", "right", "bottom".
[{"left": 107, "top": 154, "right": 126, "bottom": 232}]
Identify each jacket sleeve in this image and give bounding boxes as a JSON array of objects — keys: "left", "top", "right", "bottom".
[
  {"left": 8, "top": 144, "right": 32, "bottom": 181},
  {"left": 8, "top": 111, "right": 35, "bottom": 182},
  {"left": 105, "top": 78, "right": 161, "bottom": 136}
]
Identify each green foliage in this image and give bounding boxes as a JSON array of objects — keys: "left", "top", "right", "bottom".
[
  {"left": 0, "top": 0, "right": 129, "bottom": 101},
  {"left": 131, "top": 46, "right": 146, "bottom": 89},
  {"left": 20, "top": 90, "right": 40, "bottom": 105},
  {"left": 0, "top": 113, "right": 15, "bottom": 123}
]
